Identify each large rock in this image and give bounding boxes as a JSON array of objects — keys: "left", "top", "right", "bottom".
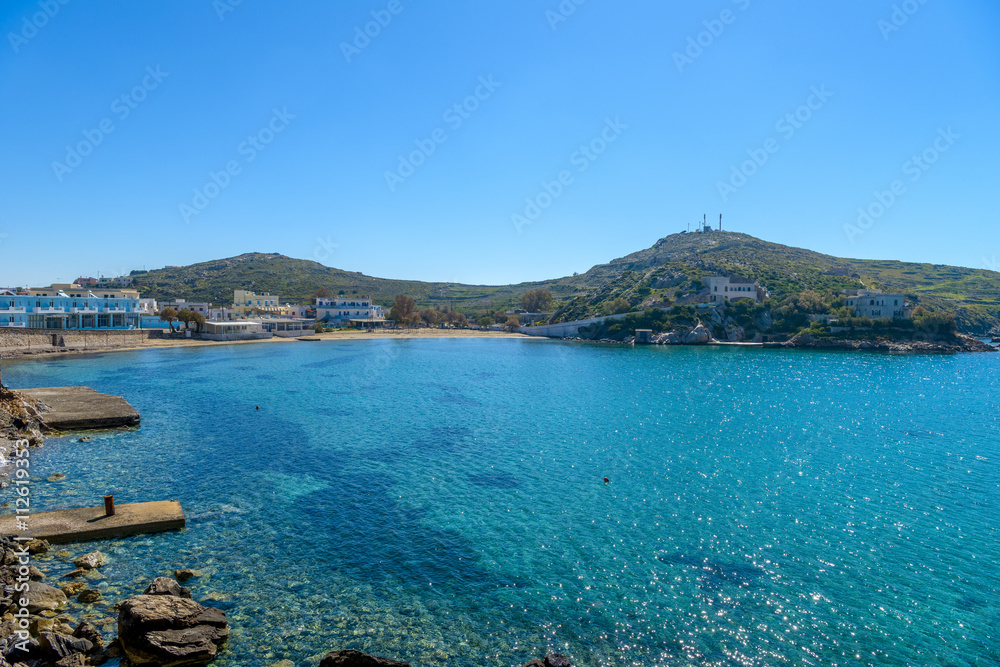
[
  {"left": 73, "top": 621, "right": 104, "bottom": 653},
  {"left": 39, "top": 631, "right": 93, "bottom": 661},
  {"left": 319, "top": 649, "right": 411, "bottom": 667},
  {"left": 23, "top": 581, "right": 68, "bottom": 613},
  {"left": 72, "top": 551, "right": 106, "bottom": 570},
  {"left": 683, "top": 323, "right": 710, "bottom": 344},
  {"left": 118, "top": 594, "right": 229, "bottom": 666}
]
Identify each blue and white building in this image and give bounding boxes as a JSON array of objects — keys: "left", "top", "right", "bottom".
[
  {"left": 315, "top": 296, "right": 385, "bottom": 327},
  {"left": 0, "top": 283, "right": 143, "bottom": 329}
]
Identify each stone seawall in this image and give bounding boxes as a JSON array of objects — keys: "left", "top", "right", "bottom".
[{"left": 0, "top": 328, "right": 163, "bottom": 358}]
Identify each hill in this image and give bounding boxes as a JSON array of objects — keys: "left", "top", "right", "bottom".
[
  {"left": 129, "top": 233, "right": 1000, "bottom": 333},
  {"left": 129, "top": 253, "right": 536, "bottom": 310}
]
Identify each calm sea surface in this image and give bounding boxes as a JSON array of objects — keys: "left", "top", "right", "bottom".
[{"left": 3, "top": 339, "right": 998, "bottom": 666}]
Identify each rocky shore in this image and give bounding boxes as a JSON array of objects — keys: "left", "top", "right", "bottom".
[
  {"left": 570, "top": 322, "right": 997, "bottom": 354},
  {"left": 779, "top": 332, "right": 997, "bottom": 353}
]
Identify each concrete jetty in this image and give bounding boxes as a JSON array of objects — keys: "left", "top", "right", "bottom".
[
  {"left": 0, "top": 500, "right": 185, "bottom": 543},
  {"left": 20, "top": 386, "right": 140, "bottom": 431}
]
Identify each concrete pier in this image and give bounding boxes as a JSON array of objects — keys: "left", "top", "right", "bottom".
[
  {"left": 0, "top": 500, "right": 185, "bottom": 543},
  {"left": 20, "top": 386, "right": 140, "bottom": 431}
]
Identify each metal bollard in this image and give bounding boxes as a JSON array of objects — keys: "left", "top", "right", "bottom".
[{"left": 104, "top": 495, "right": 115, "bottom": 517}]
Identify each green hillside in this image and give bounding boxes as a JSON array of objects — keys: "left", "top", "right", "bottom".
[
  {"left": 129, "top": 233, "right": 1000, "bottom": 333},
  {"left": 129, "top": 253, "right": 537, "bottom": 310}
]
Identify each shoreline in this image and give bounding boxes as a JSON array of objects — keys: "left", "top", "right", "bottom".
[
  {"left": 0, "top": 328, "right": 535, "bottom": 361},
  {"left": 3, "top": 327, "right": 994, "bottom": 364}
]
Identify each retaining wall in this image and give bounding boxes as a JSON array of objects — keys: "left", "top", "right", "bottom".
[
  {"left": 0, "top": 328, "right": 162, "bottom": 357},
  {"left": 518, "top": 313, "right": 631, "bottom": 338}
]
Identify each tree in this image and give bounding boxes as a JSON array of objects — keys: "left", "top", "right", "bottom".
[
  {"left": 419, "top": 308, "right": 438, "bottom": 327},
  {"left": 159, "top": 307, "right": 178, "bottom": 332},
  {"left": 190, "top": 312, "right": 206, "bottom": 333},
  {"left": 477, "top": 315, "right": 494, "bottom": 328},
  {"left": 446, "top": 310, "right": 468, "bottom": 327},
  {"left": 603, "top": 298, "right": 630, "bottom": 315},
  {"left": 389, "top": 295, "right": 416, "bottom": 326},
  {"left": 314, "top": 287, "right": 332, "bottom": 299},
  {"left": 504, "top": 315, "right": 521, "bottom": 332},
  {"left": 176, "top": 309, "right": 194, "bottom": 330},
  {"left": 493, "top": 310, "right": 507, "bottom": 323},
  {"left": 521, "top": 288, "right": 554, "bottom": 313}
]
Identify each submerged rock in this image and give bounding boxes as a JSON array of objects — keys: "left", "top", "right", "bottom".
[
  {"left": 319, "top": 650, "right": 411, "bottom": 667},
  {"left": 60, "top": 582, "right": 87, "bottom": 597},
  {"left": 76, "top": 589, "right": 102, "bottom": 604},
  {"left": 144, "top": 577, "right": 192, "bottom": 598},
  {"left": 521, "top": 654, "right": 573, "bottom": 667},
  {"left": 175, "top": 568, "right": 200, "bottom": 582},
  {"left": 118, "top": 594, "right": 229, "bottom": 666}
]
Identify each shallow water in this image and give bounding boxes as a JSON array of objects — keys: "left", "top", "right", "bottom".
[{"left": 3, "top": 340, "right": 999, "bottom": 666}]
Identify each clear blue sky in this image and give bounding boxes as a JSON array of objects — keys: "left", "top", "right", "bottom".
[{"left": 2, "top": 0, "right": 998, "bottom": 288}]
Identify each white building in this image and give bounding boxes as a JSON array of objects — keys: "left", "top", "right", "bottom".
[
  {"left": 0, "top": 283, "right": 142, "bottom": 329},
  {"left": 845, "top": 290, "right": 909, "bottom": 319},
  {"left": 315, "top": 296, "right": 385, "bottom": 327},
  {"left": 201, "top": 320, "right": 271, "bottom": 341},
  {"left": 706, "top": 276, "right": 765, "bottom": 303}
]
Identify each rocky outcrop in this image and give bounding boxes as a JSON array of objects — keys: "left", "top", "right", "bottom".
[
  {"left": 644, "top": 322, "right": 713, "bottom": 345},
  {"left": 783, "top": 332, "right": 996, "bottom": 353},
  {"left": 319, "top": 650, "right": 411, "bottom": 667},
  {"left": 684, "top": 323, "right": 711, "bottom": 344},
  {"left": 118, "top": 584, "right": 228, "bottom": 666},
  {"left": 0, "top": 381, "right": 46, "bottom": 449}
]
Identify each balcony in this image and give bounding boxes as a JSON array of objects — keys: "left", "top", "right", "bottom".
[
  {"left": 0, "top": 306, "right": 25, "bottom": 313},
  {"left": 0, "top": 322, "right": 26, "bottom": 328},
  {"left": 36, "top": 307, "right": 64, "bottom": 313},
  {"left": 104, "top": 307, "right": 128, "bottom": 313},
  {"left": 69, "top": 307, "right": 99, "bottom": 314}
]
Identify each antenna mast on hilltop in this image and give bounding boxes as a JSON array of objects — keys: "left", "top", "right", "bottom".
[{"left": 719, "top": 214, "right": 722, "bottom": 231}]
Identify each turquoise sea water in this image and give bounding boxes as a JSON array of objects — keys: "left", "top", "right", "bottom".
[{"left": 3, "top": 339, "right": 999, "bottom": 666}]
